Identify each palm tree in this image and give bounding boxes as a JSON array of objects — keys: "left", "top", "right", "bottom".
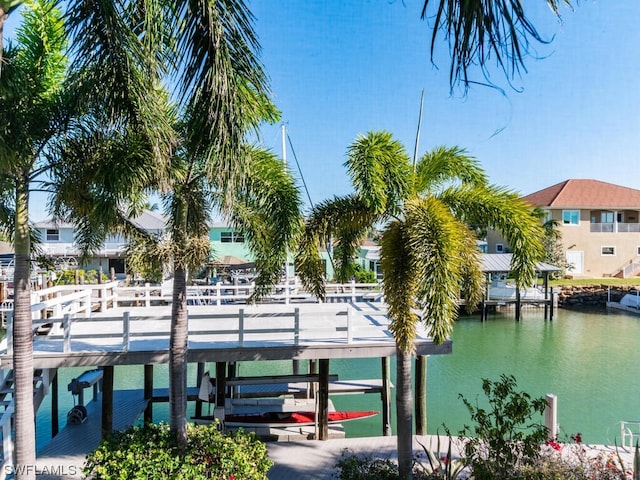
[
  {"left": 0, "top": 1, "right": 68, "bottom": 476},
  {"left": 159, "top": 140, "right": 300, "bottom": 446},
  {"left": 51, "top": 0, "right": 287, "bottom": 448},
  {"left": 297, "top": 131, "right": 545, "bottom": 479},
  {"left": 1, "top": 0, "right": 273, "bottom": 472},
  {"left": 421, "top": 0, "right": 571, "bottom": 89}
]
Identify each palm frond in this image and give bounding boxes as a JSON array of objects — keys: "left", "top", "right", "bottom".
[
  {"left": 176, "top": 0, "right": 272, "bottom": 195},
  {"left": 439, "top": 183, "right": 545, "bottom": 288},
  {"left": 415, "top": 146, "right": 487, "bottom": 193},
  {"left": 65, "top": 0, "right": 175, "bottom": 162},
  {"left": 49, "top": 122, "right": 167, "bottom": 257},
  {"left": 403, "top": 197, "right": 468, "bottom": 344},
  {"left": 421, "top": 0, "right": 571, "bottom": 89},
  {"left": 224, "top": 147, "right": 302, "bottom": 299},
  {"left": 14, "top": 0, "right": 67, "bottom": 99},
  {"left": 296, "top": 194, "right": 379, "bottom": 298},
  {"left": 380, "top": 220, "right": 419, "bottom": 353},
  {"left": 346, "top": 131, "right": 411, "bottom": 215}
]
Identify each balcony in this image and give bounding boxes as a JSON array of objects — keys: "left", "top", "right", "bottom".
[{"left": 589, "top": 222, "right": 640, "bottom": 233}]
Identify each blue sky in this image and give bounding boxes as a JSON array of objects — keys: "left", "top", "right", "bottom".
[
  {"left": 5, "top": 1, "right": 640, "bottom": 219},
  {"left": 251, "top": 1, "right": 640, "bottom": 213}
]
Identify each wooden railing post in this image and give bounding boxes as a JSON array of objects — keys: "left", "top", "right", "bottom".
[
  {"left": 6, "top": 311, "right": 12, "bottom": 356},
  {"left": 53, "top": 289, "right": 62, "bottom": 317},
  {"left": 84, "top": 289, "right": 92, "bottom": 316},
  {"left": 145, "top": 283, "right": 151, "bottom": 307},
  {"left": 294, "top": 307, "right": 300, "bottom": 345},
  {"left": 63, "top": 314, "right": 71, "bottom": 352},
  {"left": 285, "top": 280, "right": 290, "bottom": 305},
  {"left": 346, "top": 306, "right": 353, "bottom": 343},
  {"left": 238, "top": 309, "right": 244, "bottom": 347},
  {"left": 351, "top": 279, "right": 356, "bottom": 303},
  {"left": 123, "top": 311, "right": 131, "bottom": 351},
  {"left": 100, "top": 284, "right": 107, "bottom": 312}
]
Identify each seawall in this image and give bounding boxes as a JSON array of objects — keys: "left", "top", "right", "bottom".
[{"left": 556, "top": 284, "right": 640, "bottom": 308}]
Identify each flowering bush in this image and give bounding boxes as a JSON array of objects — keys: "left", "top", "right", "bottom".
[{"left": 519, "top": 433, "right": 633, "bottom": 479}]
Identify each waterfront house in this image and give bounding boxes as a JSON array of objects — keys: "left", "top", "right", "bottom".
[
  {"left": 34, "top": 210, "right": 167, "bottom": 277},
  {"left": 487, "top": 179, "right": 640, "bottom": 278}
]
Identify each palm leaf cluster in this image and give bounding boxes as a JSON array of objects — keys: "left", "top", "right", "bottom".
[
  {"left": 421, "top": 0, "right": 573, "bottom": 89},
  {"left": 298, "top": 131, "right": 544, "bottom": 348}
]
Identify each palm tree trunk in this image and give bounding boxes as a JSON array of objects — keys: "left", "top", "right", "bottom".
[
  {"left": 13, "top": 180, "right": 36, "bottom": 480},
  {"left": 396, "top": 345, "right": 414, "bottom": 480},
  {"left": 169, "top": 263, "right": 188, "bottom": 448},
  {"left": 169, "top": 199, "right": 189, "bottom": 449}
]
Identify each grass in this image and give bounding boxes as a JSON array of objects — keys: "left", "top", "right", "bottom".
[{"left": 548, "top": 277, "right": 640, "bottom": 287}]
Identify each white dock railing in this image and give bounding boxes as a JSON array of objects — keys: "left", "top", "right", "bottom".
[
  {"left": 620, "top": 420, "right": 640, "bottom": 449},
  {"left": 4, "top": 304, "right": 380, "bottom": 354},
  {"left": 0, "top": 280, "right": 381, "bottom": 317}
]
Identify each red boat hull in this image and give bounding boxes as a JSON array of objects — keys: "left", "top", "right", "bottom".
[{"left": 193, "top": 410, "right": 378, "bottom": 427}]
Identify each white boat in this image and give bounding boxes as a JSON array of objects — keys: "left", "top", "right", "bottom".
[
  {"left": 607, "top": 289, "right": 640, "bottom": 313},
  {"left": 488, "top": 282, "right": 546, "bottom": 301}
]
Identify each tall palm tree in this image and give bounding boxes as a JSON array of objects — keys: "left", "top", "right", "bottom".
[
  {"left": 52, "top": 0, "right": 285, "bottom": 448},
  {"left": 0, "top": 1, "right": 68, "bottom": 476},
  {"left": 159, "top": 140, "right": 300, "bottom": 446},
  {"left": 1, "top": 0, "right": 272, "bottom": 473},
  {"left": 297, "top": 132, "right": 545, "bottom": 479},
  {"left": 421, "top": 0, "right": 571, "bottom": 89}
]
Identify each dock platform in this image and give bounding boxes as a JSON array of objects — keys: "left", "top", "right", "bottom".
[{"left": 35, "top": 390, "right": 148, "bottom": 479}]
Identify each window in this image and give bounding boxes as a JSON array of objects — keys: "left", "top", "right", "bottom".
[
  {"left": 562, "top": 210, "right": 580, "bottom": 225},
  {"left": 46, "top": 229, "right": 59, "bottom": 241},
  {"left": 601, "top": 246, "right": 616, "bottom": 256},
  {"left": 636, "top": 246, "right": 640, "bottom": 256},
  {"left": 601, "top": 212, "right": 614, "bottom": 223},
  {"left": 220, "top": 231, "right": 244, "bottom": 243},
  {"left": 495, "top": 244, "right": 504, "bottom": 253}
]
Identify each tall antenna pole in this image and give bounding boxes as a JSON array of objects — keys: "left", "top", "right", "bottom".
[
  {"left": 281, "top": 123, "right": 287, "bottom": 166},
  {"left": 413, "top": 89, "right": 425, "bottom": 171},
  {"left": 281, "top": 123, "right": 290, "bottom": 304}
]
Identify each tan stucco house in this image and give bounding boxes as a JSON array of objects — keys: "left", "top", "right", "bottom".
[{"left": 488, "top": 179, "right": 640, "bottom": 278}]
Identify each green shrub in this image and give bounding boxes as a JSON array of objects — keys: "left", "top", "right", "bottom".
[
  {"left": 335, "top": 450, "right": 399, "bottom": 480},
  {"left": 352, "top": 265, "right": 377, "bottom": 284},
  {"left": 84, "top": 422, "right": 272, "bottom": 479},
  {"left": 457, "top": 374, "right": 548, "bottom": 480}
]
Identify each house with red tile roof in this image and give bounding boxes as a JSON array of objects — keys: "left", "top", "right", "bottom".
[{"left": 487, "top": 179, "right": 640, "bottom": 278}]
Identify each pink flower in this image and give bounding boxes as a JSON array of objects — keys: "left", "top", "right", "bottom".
[
  {"left": 546, "top": 440, "right": 562, "bottom": 451},
  {"left": 571, "top": 432, "right": 582, "bottom": 444}
]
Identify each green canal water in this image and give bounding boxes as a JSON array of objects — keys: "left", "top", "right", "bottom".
[{"left": 34, "top": 306, "right": 640, "bottom": 451}]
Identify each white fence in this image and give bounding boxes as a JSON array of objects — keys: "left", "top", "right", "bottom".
[
  {"left": 3, "top": 305, "right": 376, "bottom": 355},
  {"left": 1, "top": 280, "right": 380, "bottom": 314}
]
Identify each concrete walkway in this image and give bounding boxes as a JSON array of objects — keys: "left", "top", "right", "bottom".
[
  {"left": 266, "top": 435, "right": 460, "bottom": 479},
  {"left": 265, "top": 435, "right": 638, "bottom": 480}
]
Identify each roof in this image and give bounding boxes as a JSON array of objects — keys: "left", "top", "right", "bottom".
[
  {"left": 481, "top": 254, "right": 561, "bottom": 273},
  {"left": 130, "top": 210, "right": 167, "bottom": 231},
  {"left": 34, "top": 210, "right": 167, "bottom": 232},
  {"left": 33, "top": 219, "right": 75, "bottom": 229},
  {"left": 523, "top": 179, "right": 640, "bottom": 209}
]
